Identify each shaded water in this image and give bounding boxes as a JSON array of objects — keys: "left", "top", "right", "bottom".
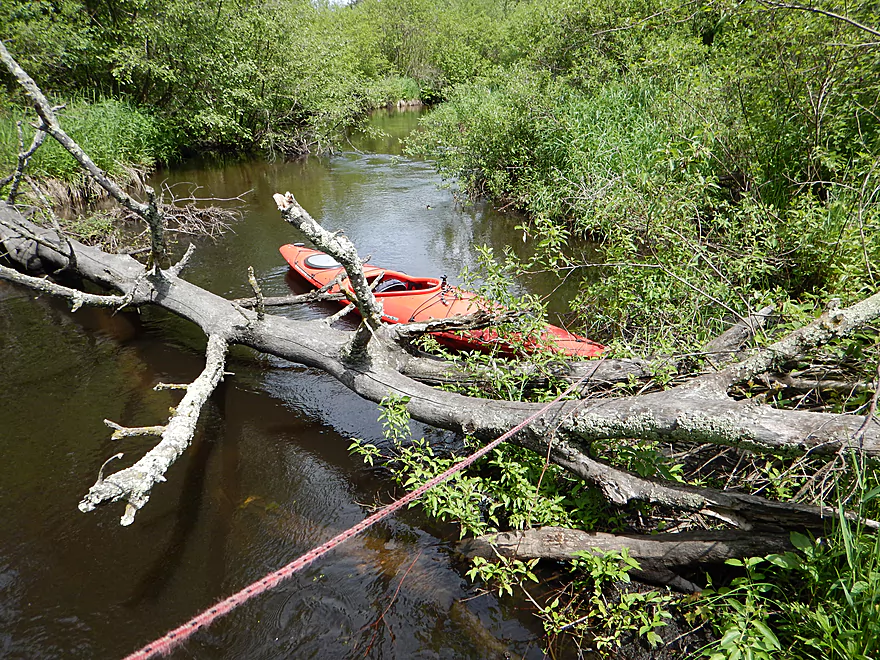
[{"left": 0, "top": 109, "right": 585, "bottom": 659}]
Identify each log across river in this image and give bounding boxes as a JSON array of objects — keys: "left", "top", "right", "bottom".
[{"left": 0, "top": 110, "right": 593, "bottom": 659}]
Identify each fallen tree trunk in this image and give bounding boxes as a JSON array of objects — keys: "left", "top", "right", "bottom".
[
  {"left": 2, "top": 203, "right": 878, "bottom": 530},
  {"left": 459, "top": 527, "right": 793, "bottom": 592}
]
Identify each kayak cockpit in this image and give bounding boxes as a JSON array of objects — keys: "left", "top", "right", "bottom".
[{"left": 364, "top": 269, "right": 441, "bottom": 296}]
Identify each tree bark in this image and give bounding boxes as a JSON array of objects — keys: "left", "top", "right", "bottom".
[{"left": 459, "top": 527, "right": 793, "bottom": 592}]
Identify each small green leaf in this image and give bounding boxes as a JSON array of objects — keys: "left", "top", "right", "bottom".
[{"left": 790, "top": 531, "right": 812, "bottom": 551}]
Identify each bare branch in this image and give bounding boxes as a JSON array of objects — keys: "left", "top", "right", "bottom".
[
  {"left": 0, "top": 262, "right": 132, "bottom": 311},
  {"left": 5, "top": 119, "right": 48, "bottom": 203},
  {"left": 235, "top": 271, "right": 347, "bottom": 308},
  {"left": 325, "top": 302, "right": 356, "bottom": 325},
  {"left": 273, "top": 191, "right": 384, "bottom": 329},
  {"left": 103, "top": 419, "right": 166, "bottom": 440},
  {"left": 247, "top": 266, "right": 265, "bottom": 321},
  {"left": 394, "top": 310, "right": 522, "bottom": 339},
  {"left": 237, "top": 290, "right": 347, "bottom": 308},
  {"left": 166, "top": 243, "right": 196, "bottom": 278},
  {"left": 767, "top": 373, "right": 872, "bottom": 394},
  {"left": 524, "top": 433, "right": 875, "bottom": 530},
  {"left": 79, "top": 335, "right": 229, "bottom": 525},
  {"left": 701, "top": 305, "right": 776, "bottom": 366},
  {"left": 0, "top": 40, "right": 169, "bottom": 272},
  {"left": 716, "top": 292, "right": 880, "bottom": 388}
]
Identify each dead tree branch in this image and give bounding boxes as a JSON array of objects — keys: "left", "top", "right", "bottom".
[
  {"left": 237, "top": 290, "right": 347, "bottom": 308},
  {"left": 273, "top": 191, "right": 384, "bottom": 329},
  {"left": 716, "top": 293, "right": 880, "bottom": 389},
  {"left": 79, "top": 335, "right": 229, "bottom": 525},
  {"left": 0, "top": 40, "right": 168, "bottom": 271},
  {"left": 460, "top": 528, "right": 793, "bottom": 592},
  {"left": 3, "top": 118, "right": 49, "bottom": 202},
  {"left": 104, "top": 420, "right": 166, "bottom": 440},
  {"left": 247, "top": 266, "right": 265, "bottom": 321},
  {"left": 0, "top": 262, "right": 133, "bottom": 311}
]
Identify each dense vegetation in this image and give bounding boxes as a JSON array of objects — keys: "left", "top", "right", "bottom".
[
  {"left": 0, "top": 0, "right": 515, "bottom": 167},
  {"left": 4, "top": 0, "right": 880, "bottom": 657},
  {"left": 409, "top": 0, "right": 880, "bottom": 351}
]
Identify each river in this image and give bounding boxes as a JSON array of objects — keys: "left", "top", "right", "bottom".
[{"left": 0, "top": 110, "right": 585, "bottom": 659}]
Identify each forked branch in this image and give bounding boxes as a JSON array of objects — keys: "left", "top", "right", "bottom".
[
  {"left": 78, "top": 335, "right": 229, "bottom": 525},
  {"left": 0, "top": 40, "right": 169, "bottom": 271}
]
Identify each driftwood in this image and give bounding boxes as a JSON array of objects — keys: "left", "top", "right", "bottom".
[
  {"left": 460, "top": 527, "right": 793, "bottom": 592},
  {"left": 1, "top": 41, "right": 880, "bottom": 555}
]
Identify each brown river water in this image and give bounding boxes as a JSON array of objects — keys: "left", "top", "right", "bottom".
[{"left": 0, "top": 110, "right": 589, "bottom": 659}]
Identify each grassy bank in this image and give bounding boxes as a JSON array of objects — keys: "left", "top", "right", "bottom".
[{"left": 0, "top": 97, "right": 175, "bottom": 185}]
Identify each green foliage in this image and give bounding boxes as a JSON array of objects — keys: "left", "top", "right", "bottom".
[
  {"left": 350, "top": 395, "right": 671, "bottom": 651},
  {"left": 409, "top": 0, "right": 880, "bottom": 351},
  {"left": 0, "top": 97, "right": 173, "bottom": 184},
  {"left": 696, "top": 476, "right": 880, "bottom": 660},
  {"left": 592, "top": 437, "right": 685, "bottom": 482},
  {"left": 0, "top": 0, "right": 394, "bottom": 155},
  {"left": 353, "top": 0, "right": 515, "bottom": 99},
  {"left": 538, "top": 549, "right": 675, "bottom": 651},
  {"left": 367, "top": 76, "right": 422, "bottom": 105},
  {"left": 466, "top": 555, "right": 539, "bottom": 598},
  {"left": 350, "top": 395, "right": 609, "bottom": 538}
]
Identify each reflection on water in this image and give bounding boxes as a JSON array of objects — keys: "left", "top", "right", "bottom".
[{"left": 0, "top": 110, "right": 568, "bottom": 659}]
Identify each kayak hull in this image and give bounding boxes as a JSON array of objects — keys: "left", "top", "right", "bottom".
[{"left": 279, "top": 244, "right": 603, "bottom": 358}]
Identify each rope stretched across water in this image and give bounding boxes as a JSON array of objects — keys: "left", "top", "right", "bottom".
[{"left": 123, "top": 380, "right": 582, "bottom": 660}]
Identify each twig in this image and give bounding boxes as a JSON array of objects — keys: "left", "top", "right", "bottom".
[
  {"left": 6, "top": 118, "right": 49, "bottom": 202},
  {"left": 274, "top": 191, "right": 384, "bottom": 330},
  {"left": 247, "top": 266, "right": 265, "bottom": 321},
  {"left": 104, "top": 419, "right": 166, "bottom": 440},
  {"left": 756, "top": 0, "right": 880, "bottom": 38}
]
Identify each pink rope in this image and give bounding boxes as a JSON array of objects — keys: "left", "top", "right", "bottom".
[{"left": 123, "top": 381, "right": 581, "bottom": 660}]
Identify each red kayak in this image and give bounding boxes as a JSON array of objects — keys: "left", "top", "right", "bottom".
[{"left": 279, "top": 243, "right": 604, "bottom": 358}]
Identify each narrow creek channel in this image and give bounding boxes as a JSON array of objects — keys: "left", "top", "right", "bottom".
[{"left": 0, "top": 110, "right": 586, "bottom": 659}]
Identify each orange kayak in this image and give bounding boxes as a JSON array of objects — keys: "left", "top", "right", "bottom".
[{"left": 280, "top": 243, "right": 604, "bottom": 358}]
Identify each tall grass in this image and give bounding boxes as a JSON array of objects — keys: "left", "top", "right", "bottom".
[
  {"left": 0, "top": 97, "right": 176, "bottom": 185},
  {"left": 698, "top": 461, "right": 880, "bottom": 660}
]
